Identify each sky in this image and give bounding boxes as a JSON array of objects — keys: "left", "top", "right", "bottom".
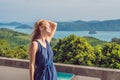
[{"left": 0, "top": 0, "right": 120, "bottom": 23}]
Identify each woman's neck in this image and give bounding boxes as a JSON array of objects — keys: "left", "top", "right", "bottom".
[{"left": 38, "top": 34, "right": 46, "bottom": 42}]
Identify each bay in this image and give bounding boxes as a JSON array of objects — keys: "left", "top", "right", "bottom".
[{"left": 0, "top": 26, "right": 120, "bottom": 42}]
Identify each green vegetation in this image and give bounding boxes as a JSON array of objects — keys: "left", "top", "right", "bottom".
[
  {"left": 83, "top": 36, "right": 108, "bottom": 47},
  {"left": 95, "top": 43, "right": 120, "bottom": 69},
  {"left": 0, "top": 28, "right": 120, "bottom": 69},
  {"left": 112, "top": 37, "right": 120, "bottom": 44},
  {"left": 53, "top": 35, "right": 95, "bottom": 66},
  {"left": 0, "top": 28, "right": 30, "bottom": 46},
  {"left": 0, "top": 39, "right": 28, "bottom": 59},
  {"left": 0, "top": 28, "right": 30, "bottom": 59},
  {"left": 0, "top": 28, "right": 58, "bottom": 59},
  {"left": 53, "top": 34, "right": 120, "bottom": 69}
]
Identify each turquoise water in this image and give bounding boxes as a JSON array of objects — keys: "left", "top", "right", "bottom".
[
  {"left": 0, "top": 26, "right": 120, "bottom": 41},
  {"left": 57, "top": 72, "right": 74, "bottom": 80},
  {"left": 54, "top": 31, "right": 120, "bottom": 42}
]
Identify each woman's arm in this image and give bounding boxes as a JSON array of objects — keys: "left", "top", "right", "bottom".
[
  {"left": 29, "top": 41, "right": 38, "bottom": 80},
  {"left": 46, "top": 20, "right": 57, "bottom": 43}
]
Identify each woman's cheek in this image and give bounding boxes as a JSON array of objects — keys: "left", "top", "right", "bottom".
[{"left": 47, "top": 28, "right": 51, "bottom": 33}]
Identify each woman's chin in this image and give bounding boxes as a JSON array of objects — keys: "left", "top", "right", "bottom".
[{"left": 46, "top": 31, "right": 51, "bottom": 35}]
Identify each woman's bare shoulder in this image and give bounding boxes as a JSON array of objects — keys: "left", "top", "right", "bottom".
[
  {"left": 32, "top": 40, "right": 37, "bottom": 44},
  {"left": 31, "top": 40, "right": 38, "bottom": 48},
  {"left": 28, "top": 41, "right": 38, "bottom": 56}
]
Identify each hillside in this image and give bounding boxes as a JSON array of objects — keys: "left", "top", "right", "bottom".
[
  {"left": 83, "top": 36, "right": 108, "bottom": 47},
  {"left": 0, "top": 28, "right": 107, "bottom": 47},
  {"left": 0, "top": 28, "right": 108, "bottom": 60},
  {"left": 57, "top": 19, "right": 120, "bottom": 31},
  {"left": 0, "top": 22, "right": 32, "bottom": 29},
  {"left": 0, "top": 28, "right": 30, "bottom": 47},
  {"left": 0, "top": 28, "right": 120, "bottom": 69}
]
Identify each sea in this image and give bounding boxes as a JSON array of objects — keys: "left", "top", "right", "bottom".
[{"left": 0, "top": 25, "right": 120, "bottom": 42}]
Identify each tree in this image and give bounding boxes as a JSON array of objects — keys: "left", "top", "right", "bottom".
[
  {"left": 101, "top": 42, "right": 120, "bottom": 69},
  {"left": 53, "top": 34, "right": 95, "bottom": 66},
  {"left": 112, "top": 37, "right": 120, "bottom": 44}
]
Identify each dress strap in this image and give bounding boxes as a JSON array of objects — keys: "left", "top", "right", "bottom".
[
  {"left": 45, "top": 39, "right": 48, "bottom": 45},
  {"left": 45, "top": 39, "right": 50, "bottom": 46}
]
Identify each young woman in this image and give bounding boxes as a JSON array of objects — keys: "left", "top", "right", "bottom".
[{"left": 28, "top": 19, "right": 58, "bottom": 80}]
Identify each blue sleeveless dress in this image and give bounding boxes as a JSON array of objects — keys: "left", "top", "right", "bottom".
[{"left": 34, "top": 39, "right": 58, "bottom": 80}]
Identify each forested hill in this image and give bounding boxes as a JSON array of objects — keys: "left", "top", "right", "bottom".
[
  {"left": 57, "top": 19, "right": 120, "bottom": 31},
  {"left": 0, "top": 28, "right": 107, "bottom": 47},
  {"left": 0, "top": 19, "right": 120, "bottom": 31},
  {"left": 0, "top": 28, "right": 30, "bottom": 46}
]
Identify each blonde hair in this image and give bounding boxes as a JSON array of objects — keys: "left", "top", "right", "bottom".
[{"left": 27, "top": 19, "right": 45, "bottom": 56}]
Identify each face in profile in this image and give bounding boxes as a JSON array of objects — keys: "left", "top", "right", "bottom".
[{"left": 39, "top": 21, "right": 51, "bottom": 34}]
